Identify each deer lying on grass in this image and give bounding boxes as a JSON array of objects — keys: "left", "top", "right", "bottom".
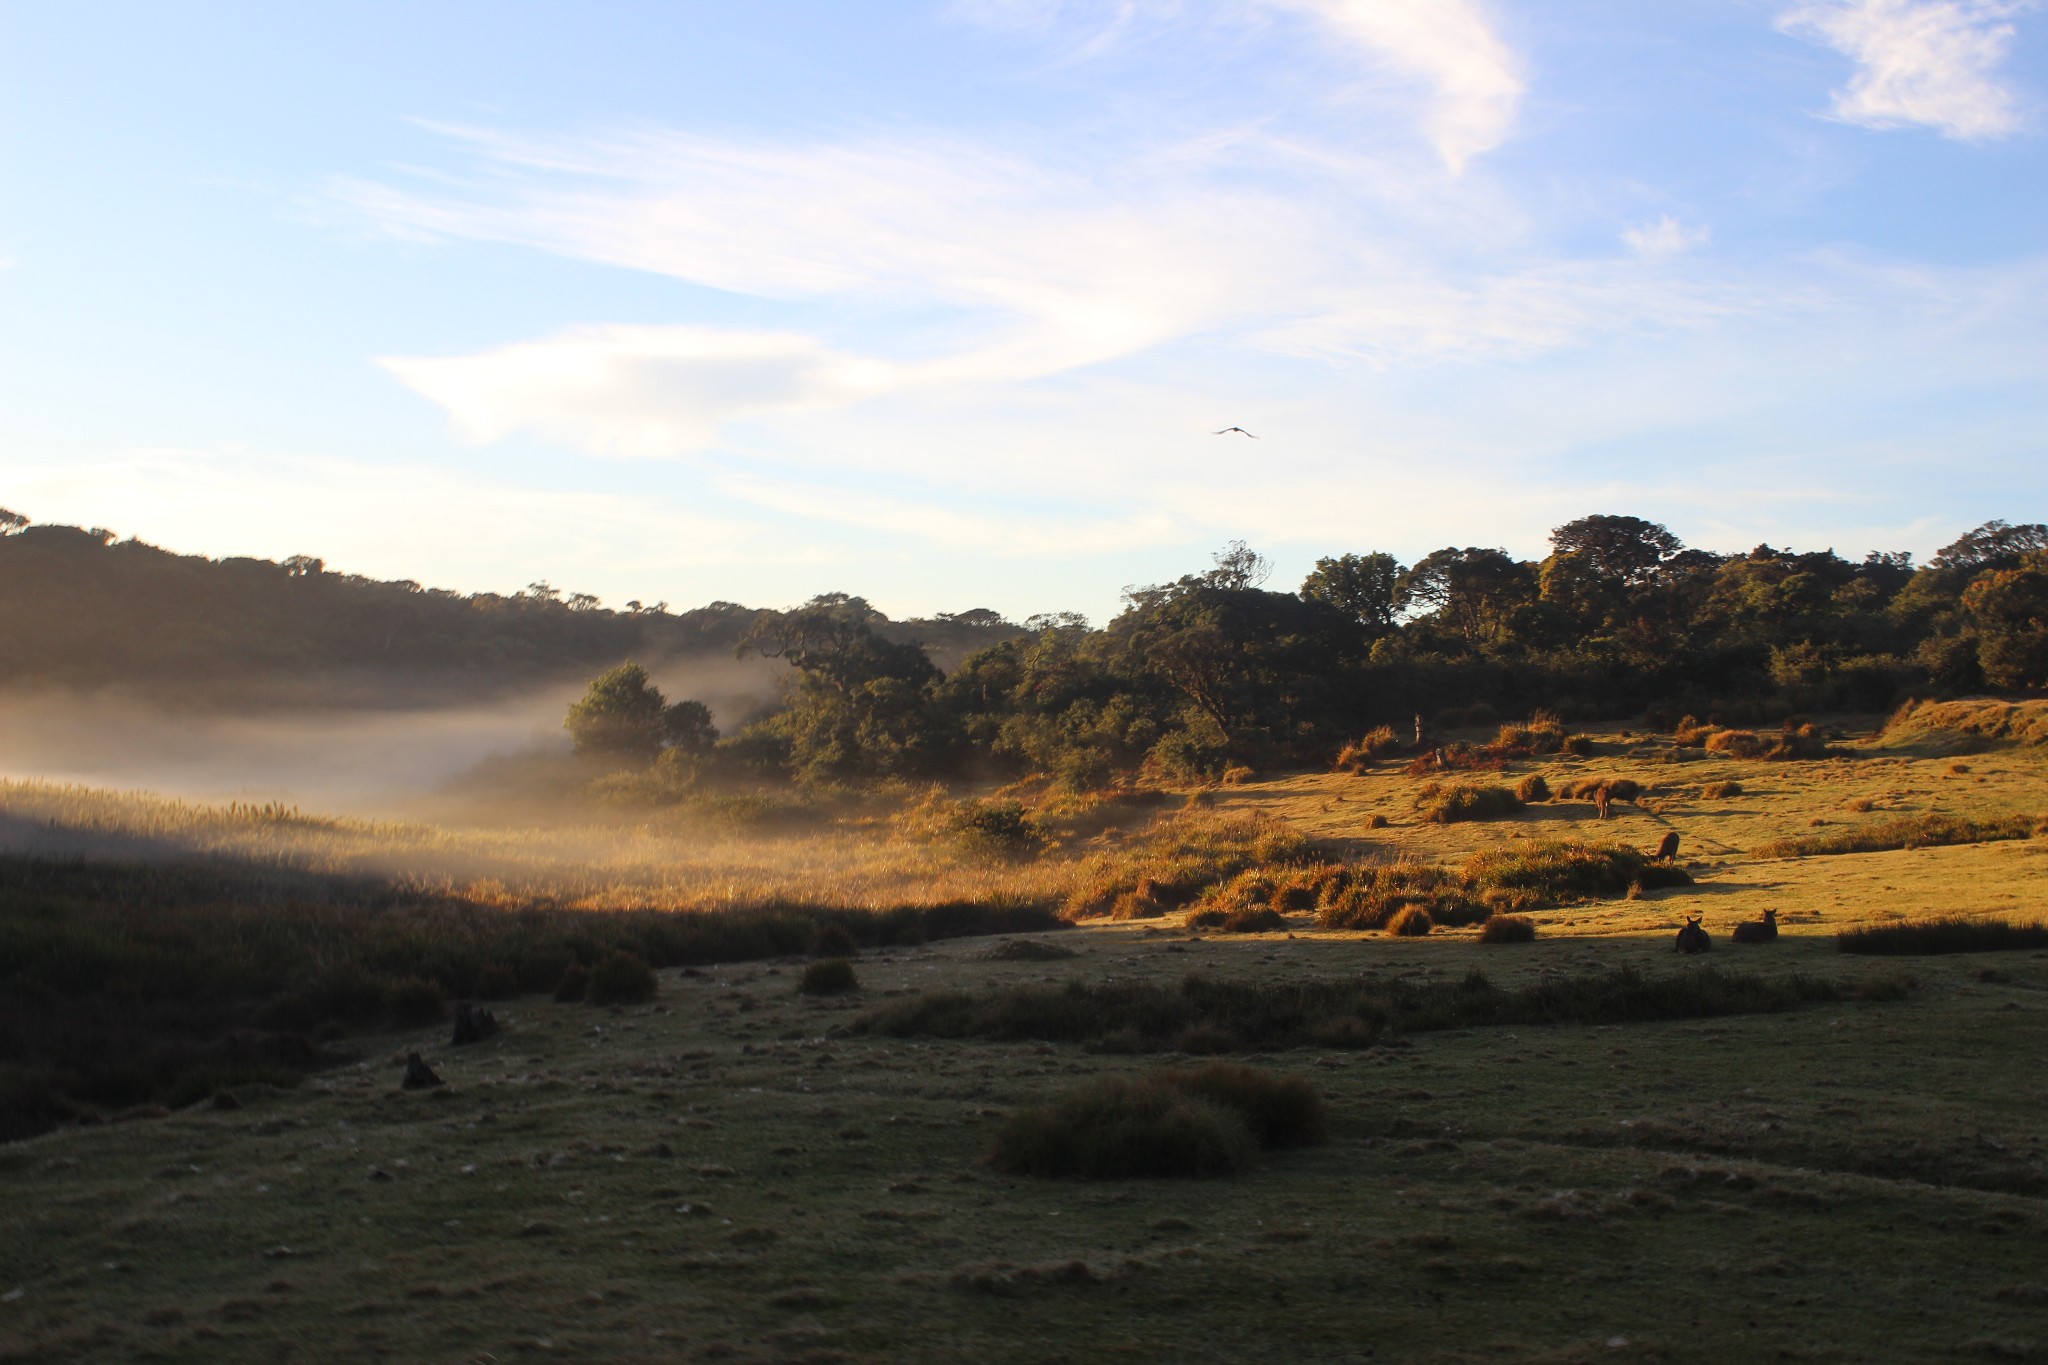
[
  {"left": 1731, "top": 909, "right": 1778, "bottom": 944},
  {"left": 1674, "top": 917, "right": 1711, "bottom": 954}
]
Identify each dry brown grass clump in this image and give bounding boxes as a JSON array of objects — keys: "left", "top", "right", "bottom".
[
  {"left": 1334, "top": 725, "right": 1403, "bottom": 772},
  {"left": 1699, "top": 780, "right": 1743, "bottom": 799},
  {"left": 1484, "top": 712, "right": 1568, "bottom": 757},
  {"left": 1515, "top": 774, "right": 1551, "bottom": 803},
  {"left": 1388, "top": 906, "right": 1434, "bottom": 936}
]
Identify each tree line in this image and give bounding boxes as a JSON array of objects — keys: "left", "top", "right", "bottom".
[{"left": 557, "top": 513, "right": 2048, "bottom": 789}]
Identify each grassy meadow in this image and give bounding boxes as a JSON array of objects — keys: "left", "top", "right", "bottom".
[{"left": 4, "top": 704, "right": 2048, "bottom": 1361}]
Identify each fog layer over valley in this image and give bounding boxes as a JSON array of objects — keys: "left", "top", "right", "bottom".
[{"left": 0, "top": 651, "right": 783, "bottom": 817}]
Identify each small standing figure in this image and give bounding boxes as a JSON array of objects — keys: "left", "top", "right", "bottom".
[{"left": 1594, "top": 785, "right": 1613, "bottom": 820}]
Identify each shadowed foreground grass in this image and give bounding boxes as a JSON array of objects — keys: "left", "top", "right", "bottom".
[{"left": 0, "top": 853, "right": 1058, "bottom": 1139}]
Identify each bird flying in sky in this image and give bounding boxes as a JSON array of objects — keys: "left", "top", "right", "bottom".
[{"left": 1213, "top": 427, "right": 1258, "bottom": 438}]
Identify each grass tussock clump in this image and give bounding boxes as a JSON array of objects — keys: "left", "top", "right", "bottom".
[
  {"left": 1463, "top": 840, "right": 1692, "bottom": 903},
  {"left": 1515, "top": 774, "right": 1551, "bottom": 803},
  {"left": 1478, "top": 914, "right": 1537, "bottom": 943},
  {"left": 1403, "top": 743, "right": 1507, "bottom": 777},
  {"left": 1414, "top": 781, "right": 1523, "bottom": 824},
  {"left": 1062, "top": 811, "right": 1318, "bottom": 920},
  {"left": 1482, "top": 712, "right": 1577, "bottom": 758},
  {"left": 987, "top": 1063, "right": 1326, "bottom": 1180},
  {"left": 1334, "top": 725, "right": 1403, "bottom": 772},
  {"left": 1315, "top": 862, "right": 1486, "bottom": 931},
  {"left": 860, "top": 965, "right": 1860, "bottom": 1054},
  {"left": 1754, "top": 812, "right": 2041, "bottom": 859},
  {"left": 1677, "top": 715, "right": 1838, "bottom": 761},
  {"left": 1699, "top": 780, "right": 1743, "bottom": 800},
  {"left": 799, "top": 958, "right": 860, "bottom": 995},
  {"left": 1388, "top": 906, "right": 1433, "bottom": 936},
  {"left": 1837, "top": 918, "right": 2048, "bottom": 956}
]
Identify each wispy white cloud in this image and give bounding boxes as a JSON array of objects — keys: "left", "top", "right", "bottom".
[
  {"left": 353, "top": 118, "right": 1771, "bottom": 456},
  {"left": 1273, "top": 0, "right": 1524, "bottom": 171},
  {"left": 381, "top": 325, "right": 900, "bottom": 457},
  {"left": 1778, "top": 0, "right": 2033, "bottom": 139}
]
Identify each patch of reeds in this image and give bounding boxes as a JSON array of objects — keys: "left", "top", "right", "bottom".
[
  {"left": 1462, "top": 840, "right": 1692, "bottom": 902},
  {"left": 860, "top": 965, "right": 1860, "bottom": 1054},
  {"left": 1753, "top": 813, "right": 2041, "bottom": 859},
  {"left": 987, "top": 1063, "right": 1327, "bottom": 1179},
  {"left": 1836, "top": 918, "right": 2048, "bottom": 956}
]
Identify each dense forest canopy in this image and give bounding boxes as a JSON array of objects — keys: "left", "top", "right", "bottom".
[{"left": 3, "top": 506, "right": 2044, "bottom": 786}]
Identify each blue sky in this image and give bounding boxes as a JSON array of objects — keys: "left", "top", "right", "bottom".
[{"left": 3, "top": 0, "right": 2044, "bottom": 624}]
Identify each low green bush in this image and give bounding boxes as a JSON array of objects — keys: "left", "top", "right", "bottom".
[{"left": 1414, "top": 782, "right": 1523, "bottom": 824}]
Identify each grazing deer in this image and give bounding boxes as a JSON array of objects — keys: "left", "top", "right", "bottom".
[
  {"left": 1674, "top": 917, "right": 1711, "bottom": 954},
  {"left": 1731, "top": 909, "right": 1779, "bottom": 944},
  {"left": 1653, "top": 831, "right": 1680, "bottom": 861}
]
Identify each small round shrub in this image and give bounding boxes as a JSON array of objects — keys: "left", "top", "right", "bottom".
[
  {"left": 587, "top": 951, "right": 658, "bottom": 1006},
  {"left": 1561, "top": 734, "right": 1595, "bottom": 756},
  {"left": 1515, "top": 774, "right": 1551, "bottom": 803},
  {"left": 385, "top": 976, "right": 447, "bottom": 1026},
  {"left": 1185, "top": 907, "right": 1229, "bottom": 929},
  {"left": 1364, "top": 813, "right": 1390, "bottom": 830},
  {"left": 1699, "top": 780, "right": 1743, "bottom": 800},
  {"left": 1389, "top": 906, "right": 1434, "bottom": 936},
  {"left": 809, "top": 921, "right": 863, "bottom": 959},
  {"left": 1111, "top": 887, "right": 1165, "bottom": 920},
  {"left": 1479, "top": 914, "right": 1537, "bottom": 944},
  {"left": 799, "top": 959, "right": 859, "bottom": 996},
  {"left": 553, "top": 963, "right": 591, "bottom": 1003}
]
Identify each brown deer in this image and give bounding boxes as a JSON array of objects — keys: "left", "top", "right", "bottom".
[
  {"left": 1730, "top": 909, "right": 1778, "bottom": 944},
  {"left": 1674, "top": 917, "right": 1711, "bottom": 954},
  {"left": 1653, "top": 831, "right": 1680, "bottom": 861}
]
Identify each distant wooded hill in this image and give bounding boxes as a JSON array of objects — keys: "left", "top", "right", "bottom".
[{"left": 0, "top": 522, "right": 1021, "bottom": 707}]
